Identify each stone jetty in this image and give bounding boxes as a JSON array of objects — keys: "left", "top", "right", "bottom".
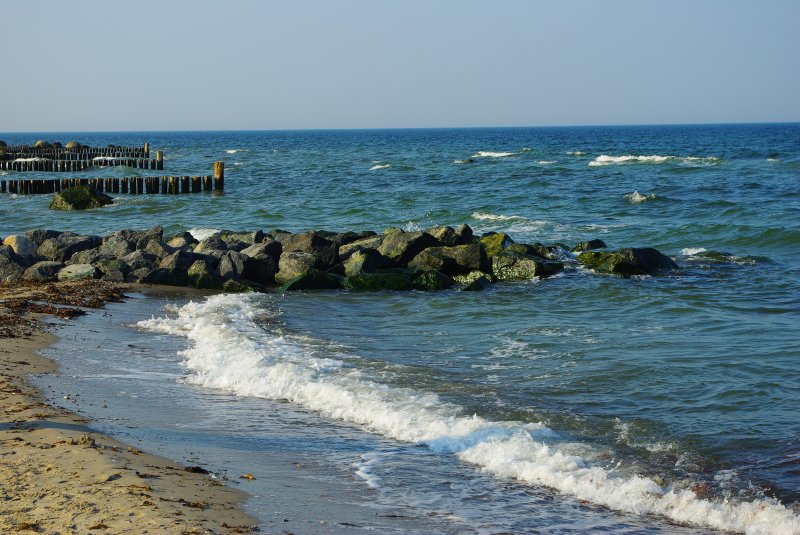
[{"left": 0, "top": 225, "right": 679, "bottom": 292}]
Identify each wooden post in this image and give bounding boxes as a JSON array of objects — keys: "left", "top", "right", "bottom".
[
  {"left": 0, "top": 181, "right": 5, "bottom": 193},
  {"left": 203, "top": 175, "right": 212, "bottom": 191},
  {"left": 181, "top": 175, "right": 189, "bottom": 193},
  {"left": 191, "top": 176, "right": 201, "bottom": 193},
  {"left": 156, "top": 151, "right": 164, "bottom": 170},
  {"left": 170, "top": 176, "right": 178, "bottom": 194},
  {"left": 144, "top": 143, "right": 150, "bottom": 158},
  {"left": 213, "top": 161, "right": 224, "bottom": 191}
]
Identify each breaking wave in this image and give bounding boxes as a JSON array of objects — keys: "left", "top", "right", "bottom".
[{"left": 589, "top": 155, "right": 720, "bottom": 167}]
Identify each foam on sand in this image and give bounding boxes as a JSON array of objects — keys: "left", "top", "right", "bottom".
[{"left": 137, "top": 294, "right": 800, "bottom": 535}]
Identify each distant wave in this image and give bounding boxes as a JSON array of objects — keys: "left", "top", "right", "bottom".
[
  {"left": 453, "top": 159, "right": 475, "bottom": 165},
  {"left": 538, "top": 160, "right": 556, "bottom": 165},
  {"left": 472, "top": 212, "right": 524, "bottom": 221},
  {"left": 566, "top": 151, "right": 586, "bottom": 156},
  {"left": 590, "top": 154, "right": 720, "bottom": 167},
  {"left": 370, "top": 163, "right": 390, "bottom": 171},
  {"left": 521, "top": 147, "right": 534, "bottom": 152},
  {"left": 225, "top": 149, "right": 249, "bottom": 154},
  {"left": 472, "top": 151, "right": 515, "bottom": 158},
  {"left": 624, "top": 191, "right": 658, "bottom": 204},
  {"left": 680, "top": 247, "right": 707, "bottom": 256}
]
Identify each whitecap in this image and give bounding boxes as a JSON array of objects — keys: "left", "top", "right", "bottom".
[
  {"left": 680, "top": 247, "right": 707, "bottom": 256},
  {"left": 188, "top": 228, "right": 221, "bottom": 241},
  {"left": 136, "top": 294, "right": 800, "bottom": 535},
  {"left": 472, "top": 151, "right": 515, "bottom": 158},
  {"left": 370, "top": 163, "right": 390, "bottom": 171},
  {"left": 471, "top": 212, "right": 523, "bottom": 222},
  {"left": 403, "top": 221, "right": 422, "bottom": 232},
  {"left": 566, "top": 151, "right": 585, "bottom": 156},
  {"left": 521, "top": 147, "right": 534, "bottom": 152},
  {"left": 14, "top": 157, "right": 51, "bottom": 162},
  {"left": 589, "top": 155, "right": 720, "bottom": 167},
  {"left": 538, "top": 160, "right": 556, "bottom": 165},
  {"left": 225, "top": 149, "right": 239, "bottom": 154},
  {"left": 453, "top": 159, "right": 475, "bottom": 165},
  {"left": 624, "top": 191, "right": 657, "bottom": 204}
]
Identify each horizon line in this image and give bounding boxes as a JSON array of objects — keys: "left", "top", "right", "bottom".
[{"left": 1, "top": 120, "right": 798, "bottom": 136}]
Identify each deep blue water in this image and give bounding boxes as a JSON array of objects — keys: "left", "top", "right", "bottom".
[{"left": 5, "top": 124, "right": 800, "bottom": 533}]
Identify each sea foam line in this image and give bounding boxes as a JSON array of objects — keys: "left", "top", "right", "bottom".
[
  {"left": 137, "top": 294, "right": 800, "bottom": 535},
  {"left": 589, "top": 155, "right": 720, "bottom": 167}
]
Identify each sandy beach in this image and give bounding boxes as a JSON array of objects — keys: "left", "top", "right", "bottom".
[{"left": 0, "top": 281, "right": 258, "bottom": 534}]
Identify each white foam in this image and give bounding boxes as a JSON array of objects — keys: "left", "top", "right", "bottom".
[
  {"left": 14, "top": 157, "right": 50, "bottom": 162},
  {"left": 589, "top": 155, "right": 720, "bottom": 167},
  {"left": 403, "top": 221, "right": 422, "bottom": 232},
  {"left": 137, "top": 294, "right": 800, "bottom": 535},
  {"left": 188, "top": 228, "right": 221, "bottom": 241},
  {"left": 471, "top": 212, "right": 523, "bottom": 222},
  {"left": 538, "top": 160, "right": 556, "bottom": 165},
  {"left": 566, "top": 151, "right": 586, "bottom": 156},
  {"left": 225, "top": 149, "right": 239, "bottom": 154},
  {"left": 92, "top": 156, "right": 127, "bottom": 162},
  {"left": 370, "top": 163, "right": 390, "bottom": 171},
  {"left": 472, "top": 151, "right": 515, "bottom": 158},
  {"left": 625, "top": 191, "right": 657, "bottom": 204},
  {"left": 453, "top": 159, "right": 474, "bottom": 164},
  {"left": 680, "top": 247, "right": 707, "bottom": 256}
]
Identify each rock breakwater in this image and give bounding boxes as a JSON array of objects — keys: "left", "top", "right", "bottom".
[{"left": 0, "top": 225, "right": 679, "bottom": 292}]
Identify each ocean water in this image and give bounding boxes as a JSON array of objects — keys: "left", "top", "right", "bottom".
[{"left": 5, "top": 124, "right": 800, "bottom": 534}]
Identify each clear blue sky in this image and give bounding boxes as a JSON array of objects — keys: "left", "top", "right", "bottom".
[{"left": 1, "top": 0, "right": 798, "bottom": 132}]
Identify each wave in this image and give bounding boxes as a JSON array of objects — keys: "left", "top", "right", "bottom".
[
  {"left": 566, "top": 151, "right": 586, "bottom": 156},
  {"left": 370, "top": 163, "right": 391, "bottom": 171},
  {"left": 453, "top": 159, "right": 475, "bottom": 165},
  {"left": 680, "top": 247, "right": 708, "bottom": 256},
  {"left": 625, "top": 191, "right": 658, "bottom": 204},
  {"left": 589, "top": 155, "right": 720, "bottom": 167},
  {"left": 137, "top": 294, "right": 800, "bottom": 535},
  {"left": 472, "top": 151, "right": 515, "bottom": 158},
  {"left": 225, "top": 149, "right": 249, "bottom": 154},
  {"left": 187, "top": 228, "right": 220, "bottom": 241},
  {"left": 538, "top": 160, "right": 556, "bottom": 165},
  {"left": 471, "top": 212, "right": 524, "bottom": 222}
]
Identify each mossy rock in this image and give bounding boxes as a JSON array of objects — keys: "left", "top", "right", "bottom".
[
  {"left": 222, "top": 278, "right": 268, "bottom": 293},
  {"left": 33, "top": 140, "right": 51, "bottom": 149},
  {"left": 462, "top": 275, "right": 492, "bottom": 291},
  {"left": 479, "top": 232, "right": 514, "bottom": 257},
  {"left": 453, "top": 270, "right": 496, "bottom": 285},
  {"left": 492, "top": 250, "right": 564, "bottom": 281},
  {"left": 342, "top": 271, "right": 413, "bottom": 291},
  {"left": 187, "top": 260, "right": 222, "bottom": 289},
  {"left": 572, "top": 239, "right": 607, "bottom": 253},
  {"left": 50, "top": 186, "right": 113, "bottom": 211},
  {"left": 278, "top": 269, "right": 341, "bottom": 291},
  {"left": 577, "top": 247, "right": 678, "bottom": 276},
  {"left": 65, "top": 141, "right": 81, "bottom": 150},
  {"left": 411, "top": 270, "right": 454, "bottom": 291}
]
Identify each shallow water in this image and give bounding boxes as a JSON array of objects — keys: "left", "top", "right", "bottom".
[{"left": 8, "top": 124, "right": 800, "bottom": 533}]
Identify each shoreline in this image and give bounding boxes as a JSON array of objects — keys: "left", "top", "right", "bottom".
[{"left": 0, "top": 281, "right": 258, "bottom": 534}]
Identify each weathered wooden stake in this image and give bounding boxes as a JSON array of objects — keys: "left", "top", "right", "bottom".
[
  {"left": 213, "top": 161, "right": 224, "bottom": 191},
  {"left": 156, "top": 151, "right": 164, "bottom": 170}
]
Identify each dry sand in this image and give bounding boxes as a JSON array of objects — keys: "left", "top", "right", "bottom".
[{"left": 0, "top": 281, "right": 259, "bottom": 534}]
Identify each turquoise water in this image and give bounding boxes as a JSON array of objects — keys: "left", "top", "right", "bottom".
[{"left": 6, "top": 124, "right": 800, "bottom": 533}]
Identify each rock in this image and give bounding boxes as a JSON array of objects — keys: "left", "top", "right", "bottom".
[
  {"left": 219, "top": 230, "right": 264, "bottom": 248},
  {"left": 57, "top": 264, "right": 98, "bottom": 281},
  {"left": 166, "top": 232, "right": 198, "bottom": 249},
  {"left": 222, "top": 279, "right": 268, "bottom": 293},
  {"left": 93, "top": 258, "right": 131, "bottom": 278},
  {"left": 219, "top": 251, "right": 247, "bottom": 280},
  {"left": 453, "top": 270, "right": 496, "bottom": 286},
  {"left": 49, "top": 186, "right": 113, "bottom": 211},
  {"left": 425, "top": 226, "right": 464, "bottom": 247},
  {"left": 339, "top": 235, "right": 384, "bottom": 261},
  {"left": 122, "top": 250, "right": 157, "bottom": 272},
  {"left": 328, "top": 230, "right": 377, "bottom": 248},
  {"left": 0, "top": 245, "right": 27, "bottom": 282},
  {"left": 33, "top": 140, "right": 51, "bottom": 149},
  {"left": 3, "top": 235, "right": 38, "bottom": 261},
  {"left": 0, "top": 140, "right": 6, "bottom": 147},
  {"left": 279, "top": 269, "right": 342, "bottom": 291},
  {"left": 187, "top": 260, "right": 222, "bottom": 289},
  {"left": 66, "top": 248, "right": 106, "bottom": 266},
  {"left": 492, "top": 250, "right": 564, "bottom": 281},
  {"left": 22, "top": 229, "right": 60, "bottom": 246},
  {"left": 411, "top": 270, "right": 454, "bottom": 291},
  {"left": 65, "top": 141, "right": 80, "bottom": 149},
  {"left": 577, "top": 247, "right": 679, "bottom": 276},
  {"left": 240, "top": 241, "right": 281, "bottom": 284},
  {"left": 409, "top": 243, "right": 490, "bottom": 276},
  {"left": 377, "top": 230, "right": 439, "bottom": 267},
  {"left": 572, "top": 239, "right": 608, "bottom": 253},
  {"left": 408, "top": 248, "right": 455, "bottom": 274},
  {"left": 159, "top": 250, "right": 198, "bottom": 272},
  {"left": 479, "top": 232, "right": 514, "bottom": 257},
  {"left": 142, "top": 240, "right": 175, "bottom": 259},
  {"left": 275, "top": 251, "right": 323, "bottom": 284},
  {"left": 343, "top": 248, "right": 388, "bottom": 276},
  {"left": 142, "top": 268, "right": 188, "bottom": 287},
  {"left": 462, "top": 276, "right": 492, "bottom": 291},
  {"left": 127, "top": 267, "right": 154, "bottom": 283},
  {"left": 38, "top": 233, "right": 101, "bottom": 262},
  {"left": 281, "top": 231, "right": 338, "bottom": 268},
  {"left": 342, "top": 271, "right": 413, "bottom": 291},
  {"left": 194, "top": 235, "right": 229, "bottom": 254},
  {"left": 98, "top": 236, "right": 134, "bottom": 258},
  {"left": 23, "top": 261, "right": 64, "bottom": 281},
  {"left": 52, "top": 142, "right": 63, "bottom": 149},
  {"left": 108, "top": 226, "right": 163, "bottom": 250}
]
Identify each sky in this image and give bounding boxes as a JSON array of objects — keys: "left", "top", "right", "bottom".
[{"left": 1, "top": 0, "right": 798, "bottom": 132}]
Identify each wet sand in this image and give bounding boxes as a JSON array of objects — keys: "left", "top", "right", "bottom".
[{"left": 0, "top": 281, "right": 258, "bottom": 534}]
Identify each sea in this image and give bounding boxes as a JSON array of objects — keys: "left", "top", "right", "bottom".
[{"left": 1, "top": 124, "right": 799, "bottom": 534}]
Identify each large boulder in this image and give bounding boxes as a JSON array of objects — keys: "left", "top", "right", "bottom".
[
  {"left": 122, "top": 250, "right": 157, "bottom": 272},
  {"left": 38, "top": 233, "right": 101, "bottom": 262},
  {"left": 142, "top": 240, "right": 175, "bottom": 259},
  {"left": 577, "top": 248, "right": 678, "bottom": 276},
  {"left": 93, "top": 258, "right": 131, "bottom": 282},
  {"left": 342, "top": 271, "right": 413, "bottom": 292},
  {"left": 572, "top": 239, "right": 607, "bottom": 253},
  {"left": 377, "top": 229, "right": 439, "bottom": 267},
  {"left": 222, "top": 279, "right": 268, "bottom": 293},
  {"left": 66, "top": 248, "right": 107, "bottom": 266},
  {"left": 411, "top": 270, "right": 454, "bottom": 291},
  {"left": 479, "top": 232, "right": 514, "bottom": 257},
  {"left": 3, "top": 235, "right": 38, "bottom": 262},
  {"left": 219, "top": 251, "right": 247, "bottom": 280},
  {"left": 240, "top": 241, "right": 281, "bottom": 284},
  {"left": 187, "top": 260, "right": 222, "bottom": 289},
  {"left": 57, "top": 264, "right": 98, "bottom": 281},
  {"left": 98, "top": 236, "right": 135, "bottom": 258},
  {"left": 159, "top": 250, "right": 198, "bottom": 272},
  {"left": 425, "top": 225, "right": 473, "bottom": 247},
  {"left": 49, "top": 186, "right": 113, "bottom": 211},
  {"left": 278, "top": 269, "right": 341, "bottom": 291},
  {"left": 281, "top": 231, "right": 338, "bottom": 268},
  {"left": 339, "top": 235, "right": 384, "bottom": 261},
  {"left": 194, "top": 235, "right": 229, "bottom": 255},
  {"left": 219, "top": 230, "right": 264, "bottom": 249},
  {"left": 22, "top": 229, "right": 60, "bottom": 247},
  {"left": 343, "top": 248, "right": 389, "bottom": 276},
  {"left": 166, "top": 232, "right": 198, "bottom": 249},
  {"left": 410, "top": 243, "right": 490, "bottom": 276},
  {"left": 0, "top": 247, "right": 26, "bottom": 281},
  {"left": 23, "top": 261, "right": 65, "bottom": 281},
  {"left": 275, "top": 251, "right": 324, "bottom": 284},
  {"left": 109, "top": 226, "right": 163, "bottom": 250},
  {"left": 492, "top": 250, "right": 564, "bottom": 281}
]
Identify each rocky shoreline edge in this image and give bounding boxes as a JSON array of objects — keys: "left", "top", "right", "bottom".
[{"left": 1, "top": 224, "right": 682, "bottom": 292}]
